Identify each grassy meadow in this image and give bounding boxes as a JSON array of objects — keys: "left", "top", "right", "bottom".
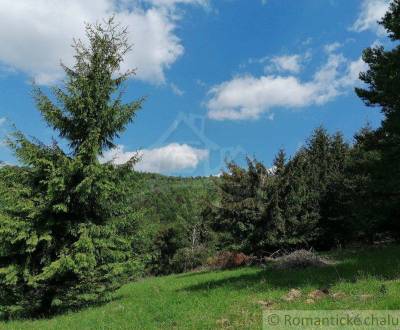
[{"left": 2, "top": 244, "right": 400, "bottom": 330}]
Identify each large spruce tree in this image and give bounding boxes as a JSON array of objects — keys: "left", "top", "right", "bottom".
[
  {"left": 0, "top": 18, "right": 143, "bottom": 317},
  {"left": 211, "top": 158, "right": 271, "bottom": 254},
  {"left": 355, "top": 0, "right": 400, "bottom": 237}
]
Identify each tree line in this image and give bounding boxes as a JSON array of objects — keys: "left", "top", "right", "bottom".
[{"left": 208, "top": 0, "right": 400, "bottom": 254}]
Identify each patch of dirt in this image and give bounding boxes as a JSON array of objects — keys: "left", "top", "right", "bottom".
[{"left": 282, "top": 288, "right": 302, "bottom": 301}]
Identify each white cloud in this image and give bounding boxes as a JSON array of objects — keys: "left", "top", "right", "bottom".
[
  {"left": 100, "top": 143, "right": 209, "bottom": 174},
  {"left": 339, "top": 57, "right": 368, "bottom": 87},
  {"left": 0, "top": 118, "right": 5, "bottom": 126},
  {"left": 269, "top": 55, "right": 302, "bottom": 74},
  {"left": 302, "top": 37, "right": 313, "bottom": 46},
  {"left": 0, "top": 0, "right": 205, "bottom": 85},
  {"left": 196, "top": 79, "right": 207, "bottom": 88},
  {"left": 170, "top": 82, "right": 185, "bottom": 96},
  {"left": 324, "top": 42, "right": 342, "bottom": 54},
  {"left": 351, "top": 0, "right": 390, "bottom": 36},
  {"left": 206, "top": 52, "right": 366, "bottom": 121},
  {"left": 264, "top": 52, "right": 312, "bottom": 74},
  {"left": 146, "top": 0, "right": 208, "bottom": 7}
]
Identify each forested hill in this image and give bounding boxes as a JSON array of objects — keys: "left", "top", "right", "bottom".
[{"left": 125, "top": 171, "right": 217, "bottom": 225}]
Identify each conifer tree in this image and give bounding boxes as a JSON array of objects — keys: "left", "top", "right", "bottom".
[
  {"left": 341, "top": 126, "right": 382, "bottom": 243},
  {"left": 273, "top": 149, "right": 286, "bottom": 177},
  {"left": 0, "top": 18, "right": 143, "bottom": 317},
  {"left": 265, "top": 149, "right": 287, "bottom": 247},
  {"left": 282, "top": 150, "right": 320, "bottom": 247},
  {"left": 306, "top": 127, "right": 331, "bottom": 192},
  {"left": 318, "top": 132, "right": 352, "bottom": 247},
  {"left": 355, "top": 0, "right": 400, "bottom": 237},
  {"left": 211, "top": 159, "right": 270, "bottom": 254}
]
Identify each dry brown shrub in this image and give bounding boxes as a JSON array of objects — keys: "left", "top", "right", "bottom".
[{"left": 207, "top": 252, "right": 254, "bottom": 269}]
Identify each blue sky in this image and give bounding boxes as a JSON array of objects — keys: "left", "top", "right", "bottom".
[{"left": 0, "top": 0, "right": 392, "bottom": 176}]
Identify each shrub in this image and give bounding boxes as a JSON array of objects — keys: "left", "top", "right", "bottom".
[
  {"left": 270, "top": 250, "right": 331, "bottom": 270},
  {"left": 206, "top": 252, "right": 253, "bottom": 270},
  {"left": 171, "top": 245, "right": 209, "bottom": 273}
]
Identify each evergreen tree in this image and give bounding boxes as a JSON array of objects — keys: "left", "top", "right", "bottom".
[
  {"left": 282, "top": 150, "right": 320, "bottom": 247},
  {"left": 273, "top": 149, "right": 286, "bottom": 176},
  {"left": 306, "top": 127, "right": 331, "bottom": 193},
  {"left": 345, "top": 126, "right": 383, "bottom": 243},
  {"left": 355, "top": 0, "right": 400, "bottom": 237},
  {"left": 265, "top": 149, "right": 287, "bottom": 247},
  {"left": 210, "top": 127, "right": 356, "bottom": 253},
  {"left": 317, "top": 132, "right": 352, "bottom": 248},
  {"left": 0, "top": 18, "right": 143, "bottom": 317},
  {"left": 211, "top": 159, "right": 270, "bottom": 255}
]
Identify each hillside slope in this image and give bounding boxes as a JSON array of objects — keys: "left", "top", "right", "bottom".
[{"left": 3, "top": 245, "right": 400, "bottom": 330}]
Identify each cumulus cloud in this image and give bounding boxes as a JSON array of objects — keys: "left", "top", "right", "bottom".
[
  {"left": 207, "top": 76, "right": 313, "bottom": 120},
  {"left": 206, "top": 52, "right": 367, "bottom": 121},
  {"left": 351, "top": 0, "right": 390, "bottom": 36},
  {"left": 264, "top": 52, "right": 312, "bottom": 74},
  {"left": 100, "top": 143, "right": 209, "bottom": 174},
  {"left": 0, "top": 0, "right": 205, "bottom": 85},
  {"left": 269, "top": 55, "right": 302, "bottom": 74},
  {"left": 339, "top": 57, "right": 368, "bottom": 87}
]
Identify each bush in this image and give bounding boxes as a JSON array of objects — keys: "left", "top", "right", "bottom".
[
  {"left": 206, "top": 252, "right": 253, "bottom": 270},
  {"left": 171, "top": 245, "right": 209, "bottom": 273}
]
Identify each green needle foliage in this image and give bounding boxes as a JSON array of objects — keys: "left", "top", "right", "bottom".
[
  {"left": 210, "top": 128, "right": 351, "bottom": 254},
  {"left": 354, "top": 0, "right": 400, "bottom": 237},
  {"left": 0, "top": 17, "right": 144, "bottom": 318}
]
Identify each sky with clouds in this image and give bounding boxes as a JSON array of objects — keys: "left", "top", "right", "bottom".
[{"left": 0, "top": 0, "right": 393, "bottom": 175}]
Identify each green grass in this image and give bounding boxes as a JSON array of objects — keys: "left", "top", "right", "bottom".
[{"left": 2, "top": 245, "right": 400, "bottom": 329}]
